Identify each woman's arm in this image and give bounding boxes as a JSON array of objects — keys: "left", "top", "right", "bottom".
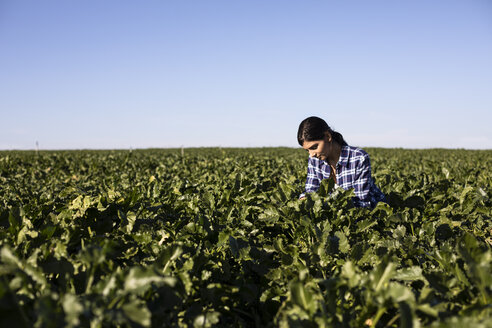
[
  {"left": 352, "top": 153, "right": 373, "bottom": 207},
  {"left": 300, "top": 157, "right": 320, "bottom": 199}
]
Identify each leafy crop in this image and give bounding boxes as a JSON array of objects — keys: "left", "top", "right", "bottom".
[{"left": 0, "top": 148, "right": 491, "bottom": 327}]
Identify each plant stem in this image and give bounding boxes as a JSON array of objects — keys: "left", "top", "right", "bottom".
[{"left": 370, "top": 307, "right": 386, "bottom": 328}]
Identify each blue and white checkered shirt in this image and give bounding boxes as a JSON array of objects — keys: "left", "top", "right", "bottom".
[{"left": 301, "top": 145, "right": 386, "bottom": 208}]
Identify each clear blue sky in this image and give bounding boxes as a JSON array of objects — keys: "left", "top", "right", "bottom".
[{"left": 1, "top": 0, "right": 491, "bottom": 149}]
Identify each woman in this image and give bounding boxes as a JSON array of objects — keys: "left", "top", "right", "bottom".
[{"left": 298, "top": 116, "right": 386, "bottom": 208}]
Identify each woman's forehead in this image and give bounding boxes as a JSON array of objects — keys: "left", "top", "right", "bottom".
[{"left": 302, "top": 140, "right": 321, "bottom": 149}]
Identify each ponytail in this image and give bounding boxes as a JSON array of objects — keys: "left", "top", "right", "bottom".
[
  {"left": 331, "top": 131, "right": 347, "bottom": 146},
  {"left": 298, "top": 116, "right": 348, "bottom": 146}
]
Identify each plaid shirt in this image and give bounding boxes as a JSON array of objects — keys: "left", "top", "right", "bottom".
[{"left": 301, "top": 145, "right": 386, "bottom": 208}]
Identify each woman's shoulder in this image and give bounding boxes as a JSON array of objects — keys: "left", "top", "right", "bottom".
[
  {"left": 343, "top": 145, "right": 370, "bottom": 159},
  {"left": 339, "top": 145, "right": 372, "bottom": 170}
]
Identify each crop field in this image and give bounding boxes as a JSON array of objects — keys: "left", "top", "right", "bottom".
[{"left": 0, "top": 148, "right": 491, "bottom": 327}]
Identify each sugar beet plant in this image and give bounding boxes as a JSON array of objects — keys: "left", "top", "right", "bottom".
[{"left": 0, "top": 148, "right": 491, "bottom": 327}]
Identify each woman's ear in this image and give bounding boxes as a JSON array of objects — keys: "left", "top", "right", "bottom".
[{"left": 324, "top": 131, "right": 332, "bottom": 142}]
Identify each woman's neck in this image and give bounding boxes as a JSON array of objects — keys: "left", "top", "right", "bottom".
[{"left": 327, "top": 142, "right": 342, "bottom": 167}]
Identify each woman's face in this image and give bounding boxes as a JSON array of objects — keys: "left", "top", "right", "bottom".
[{"left": 302, "top": 132, "right": 332, "bottom": 162}]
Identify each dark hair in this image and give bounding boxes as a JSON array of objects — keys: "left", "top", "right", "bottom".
[{"left": 297, "top": 116, "right": 347, "bottom": 146}]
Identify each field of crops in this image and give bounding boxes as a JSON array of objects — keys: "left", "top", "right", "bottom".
[{"left": 0, "top": 148, "right": 491, "bottom": 327}]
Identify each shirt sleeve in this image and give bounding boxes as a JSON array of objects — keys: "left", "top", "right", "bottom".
[
  {"left": 352, "top": 153, "right": 373, "bottom": 208},
  {"left": 300, "top": 157, "right": 320, "bottom": 199}
]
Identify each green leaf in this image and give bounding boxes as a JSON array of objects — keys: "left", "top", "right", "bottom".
[
  {"left": 124, "top": 267, "right": 177, "bottom": 294},
  {"left": 318, "top": 178, "right": 335, "bottom": 197},
  {"left": 290, "top": 281, "right": 316, "bottom": 315},
  {"left": 341, "top": 261, "right": 360, "bottom": 288},
  {"left": 157, "top": 244, "right": 183, "bottom": 273},
  {"left": 356, "top": 219, "right": 378, "bottom": 233},
  {"left": 398, "top": 301, "right": 414, "bottom": 328},
  {"left": 335, "top": 231, "right": 350, "bottom": 253},
  {"left": 394, "top": 266, "right": 425, "bottom": 282},
  {"left": 459, "top": 186, "right": 474, "bottom": 205},
  {"left": 193, "top": 311, "right": 220, "bottom": 328},
  {"left": 386, "top": 283, "right": 415, "bottom": 303},
  {"left": 373, "top": 261, "right": 395, "bottom": 292},
  {"left": 62, "top": 294, "right": 83, "bottom": 328},
  {"left": 126, "top": 211, "right": 137, "bottom": 234},
  {"left": 122, "top": 299, "right": 151, "bottom": 327}
]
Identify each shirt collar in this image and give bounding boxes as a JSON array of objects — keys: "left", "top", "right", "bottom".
[{"left": 337, "top": 145, "right": 351, "bottom": 168}]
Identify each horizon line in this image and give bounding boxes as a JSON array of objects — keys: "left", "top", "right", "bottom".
[{"left": 1, "top": 146, "right": 491, "bottom": 151}]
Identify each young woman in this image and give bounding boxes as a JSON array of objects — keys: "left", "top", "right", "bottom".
[{"left": 298, "top": 116, "right": 386, "bottom": 208}]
